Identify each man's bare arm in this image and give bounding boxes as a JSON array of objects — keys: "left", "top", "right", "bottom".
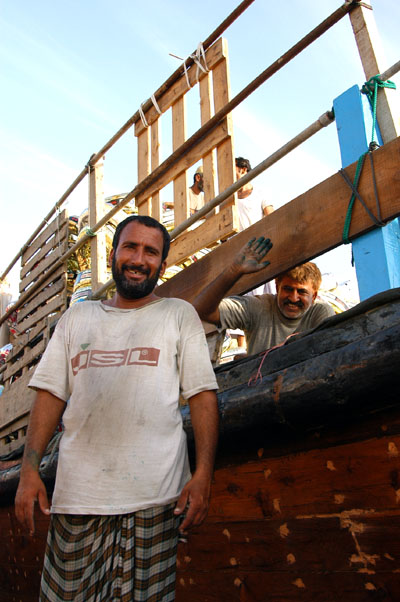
[
  {"left": 15, "top": 389, "right": 66, "bottom": 535},
  {"left": 192, "top": 236, "right": 273, "bottom": 325},
  {"left": 174, "top": 390, "right": 219, "bottom": 532}
]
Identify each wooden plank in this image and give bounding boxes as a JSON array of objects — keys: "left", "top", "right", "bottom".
[
  {"left": 349, "top": 4, "right": 399, "bottom": 144},
  {"left": 136, "top": 122, "right": 230, "bottom": 208},
  {"left": 10, "top": 318, "right": 48, "bottom": 356},
  {"left": 19, "top": 245, "right": 67, "bottom": 294},
  {"left": 21, "top": 209, "right": 68, "bottom": 265},
  {"left": 0, "top": 370, "right": 35, "bottom": 429},
  {"left": 177, "top": 552, "right": 400, "bottom": 602},
  {"left": 20, "top": 221, "right": 68, "bottom": 280},
  {"left": 207, "top": 434, "right": 400, "bottom": 523},
  {"left": 134, "top": 38, "right": 227, "bottom": 137},
  {"left": 157, "top": 135, "right": 400, "bottom": 302},
  {"left": 0, "top": 415, "right": 30, "bottom": 453},
  {"left": 200, "top": 72, "right": 216, "bottom": 209},
  {"left": 89, "top": 160, "right": 108, "bottom": 291},
  {"left": 17, "top": 265, "right": 66, "bottom": 319},
  {"left": 151, "top": 119, "right": 162, "bottom": 222},
  {"left": 212, "top": 38, "right": 236, "bottom": 209},
  {"left": 16, "top": 291, "right": 66, "bottom": 336},
  {"left": 166, "top": 206, "right": 239, "bottom": 267},
  {"left": 137, "top": 128, "right": 151, "bottom": 215},
  {"left": 17, "top": 277, "right": 65, "bottom": 323},
  {"left": 172, "top": 97, "right": 188, "bottom": 225},
  {"left": 3, "top": 338, "right": 46, "bottom": 381}
]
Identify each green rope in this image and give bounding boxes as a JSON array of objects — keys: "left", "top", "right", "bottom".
[
  {"left": 361, "top": 75, "right": 396, "bottom": 146},
  {"left": 342, "top": 74, "right": 396, "bottom": 247},
  {"left": 342, "top": 152, "right": 367, "bottom": 245}
]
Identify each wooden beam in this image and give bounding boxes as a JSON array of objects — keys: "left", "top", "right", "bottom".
[
  {"left": 172, "top": 97, "right": 188, "bottom": 225},
  {"left": 199, "top": 73, "right": 216, "bottom": 208},
  {"left": 349, "top": 4, "right": 399, "bottom": 143},
  {"left": 151, "top": 119, "right": 162, "bottom": 222},
  {"left": 137, "top": 128, "right": 151, "bottom": 215},
  {"left": 212, "top": 39, "right": 236, "bottom": 209},
  {"left": 157, "top": 135, "right": 400, "bottom": 302},
  {"left": 166, "top": 206, "right": 239, "bottom": 268},
  {"left": 89, "top": 159, "right": 108, "bottom": 290}
]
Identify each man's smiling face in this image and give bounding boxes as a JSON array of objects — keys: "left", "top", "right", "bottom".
[
  {"left": 276, "top": 276, "right": 317, "bottom": 319},
  {"left": 110, "top": 222, "right": 166, "bottom": 300}
]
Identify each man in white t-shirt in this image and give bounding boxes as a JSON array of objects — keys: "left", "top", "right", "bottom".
[
  {"left": 235, "top": 157, "right": 274, "bottom": 231},
  {"left": 15, "top": 215, "right": 219, "bottom": 602}
]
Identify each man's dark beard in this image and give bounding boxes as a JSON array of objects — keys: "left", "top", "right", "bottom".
[{"left": 112, "top": 256, "right": 163, "bottom": 300}]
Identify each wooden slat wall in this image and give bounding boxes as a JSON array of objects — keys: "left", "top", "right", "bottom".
[
  {"left": 134, "top": 37, "right": 238, "bottom": 265},
  {"left": 0, "top": 212, "right": 70, "bottom": 451}
]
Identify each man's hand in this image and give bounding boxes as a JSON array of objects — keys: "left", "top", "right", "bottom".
[
  {"left": 174, "top": 471, "right": 211, "bottom": 534},
  {"left": 15, "top": 469, "right": 50, "bottom": 536},
  {"left": 233, "top": 236, "right": 273, "bottom": 275}
]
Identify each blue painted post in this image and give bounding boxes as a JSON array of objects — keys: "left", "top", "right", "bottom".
[{"left": 333, "top": 84, "right": 400, "bottom": 300}]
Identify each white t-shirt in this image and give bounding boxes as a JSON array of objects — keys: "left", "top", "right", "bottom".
[
  {"left": 29, "top": 298, "right": 218, "bottom": 515},
  {"left": 188, "top": 187, "right": 204, "bottom": 212},
  {"left": 237, "top": 191, "right": 270, "bottom": 231}
]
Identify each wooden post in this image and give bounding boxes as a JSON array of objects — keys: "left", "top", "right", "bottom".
[
  {"left": 172, "top": 97, "right": 188, "bottom": 225},
  {"left": 137, "top": 128, "right": 151, "bottom": 216},
  {"left": 151, "top": 119, "right": 162, "bottom": 222},
  {"left": 333, "top": 85, "right": 400, "bottom": 300},
  {"left": 334, "top": 4, "right": 400, "bottom": 300},
  {"left": 200, "top": 73, "right": 216, "bottom": 208},
  {"left": 89, "top": 159, "right": 108, "bottom": 291},
  {"left": 212, "top": 38, "right": 236, "bottom": 208},
  {"left": 349, "top": 3, "right": 400, "bottom": 143}
]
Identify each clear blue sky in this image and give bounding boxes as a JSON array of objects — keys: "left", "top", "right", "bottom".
[{"left": 1, "top": 0, "right": 399, "bottom": 297}]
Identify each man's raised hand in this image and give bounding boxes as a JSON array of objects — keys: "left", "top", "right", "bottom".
[{"left": 233, "top": 236, "right": 273, "bottom": 274}]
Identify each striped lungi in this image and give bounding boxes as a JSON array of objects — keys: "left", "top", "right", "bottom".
[{"left": 40, "top": 503, "right": 180, "bottom": 602}]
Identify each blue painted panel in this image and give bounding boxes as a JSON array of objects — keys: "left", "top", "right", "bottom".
[{"left": 333, "top": 86, "right": 400, "bottom": 300}]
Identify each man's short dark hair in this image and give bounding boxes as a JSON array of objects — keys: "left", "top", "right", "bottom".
[
  {"left": 112, "top": 215, "right": 171, "bottom": 261},
  {"left": 235, "top": 157, "right": 251, "bottom": 172}
]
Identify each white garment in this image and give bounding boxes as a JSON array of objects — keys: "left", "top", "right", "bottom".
[
  {"left": 237, "top": 191, "right": 268, "bottom": 232},
  {"left": 29, "top": 298, "right": 218, "bottom": 515},
  {"left": 188, "top": 187, "right": 204, "bottom": 212}
]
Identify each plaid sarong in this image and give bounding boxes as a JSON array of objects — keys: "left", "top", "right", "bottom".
[{"left": 40, "top": 503, "right": 180, "bottom": 602}]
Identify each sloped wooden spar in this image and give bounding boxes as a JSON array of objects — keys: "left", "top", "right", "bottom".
[
  {"left": 0, "top": 0, "right": 255, "bottom": 282},
  {"left": 0, "top": 1, "right": 356, "bottom": 284},
  {"left": 157, "top": 135, "right": 400, "bottom": 301}
]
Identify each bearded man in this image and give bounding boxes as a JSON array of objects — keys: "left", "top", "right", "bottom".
[{"left": 16, "top": 215, "right": 219, "bottom": 602}]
